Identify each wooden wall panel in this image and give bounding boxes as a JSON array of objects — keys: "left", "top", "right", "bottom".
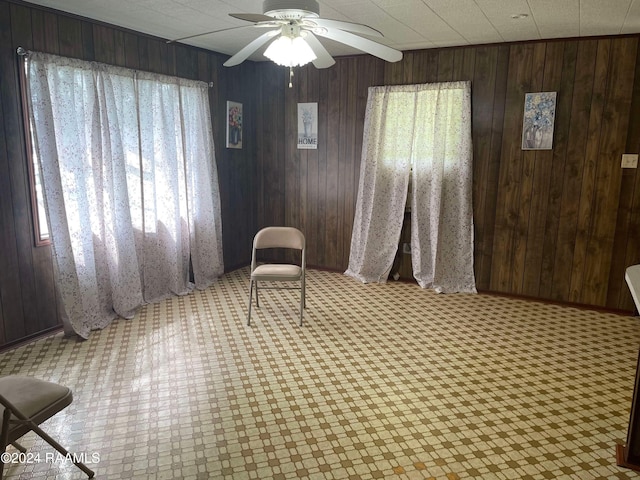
[
  {"left": 284, "top": 73, "right": 300, "bottom": 232},
  {"left": 549, "top": 40, "right": 595, "bottom": 301},
  {"left": 316, "top": 67, "right": 329, "bottom": 267},
  {"left": 618, "top": 46, "right": 640, "bottom": 311},
  {"left": 0, "top": 0, "right": 255, "bottom": 347},
  {"left": 255, "top": 36, "right": 640, "bottom": 312},
  {"left": 585, "top": 38, "right": 637, "bottom": 305},
  {"left": 338, "top": 59, "right": 358, "bottom": 268},
  {"left": 0, "top": 2, "right": 22, "bottom": 345},
  {"left": 93, "top": 24, "right": 116, "bottom": 65},
  {"left": 325, "top": 62, "right": 342, "bottom": 269},
  {"left": 215, "top": 57, "right": 256, "bottom": 272},
  {"left": 522, "top": 41, "right": 565, "bottom": 296},
  {"left": 472, "top": 46, "right": 501, "bottom": 290},
  {"left": 483, "top": 46, "right": 510, "bottom": 292},
  {"left": 570, "top": 39, "right": 611, "bottom": 304},
  {"left": 11, "top": 3, "right": 60, "bottom": 335},
  {"left": 490, "top": 43, "right": 534, "bottom": 292},
  {"left": 57, "top": 16, "right": 82, "bottom": 57},
  {"left": 255, "top": 63, "right": 285, "bottom": 231},
  {"left": 5, "top": 3, "right": 45, "bottom": 339},
  {"left": 305, "top": 67, "right": 320, "bottom": 267},
  {"left": 511, "top": 42, "right": 546, "bottom": 295},
  {"left": 539, "top": 41, "right": 578, "bottom": 299}
]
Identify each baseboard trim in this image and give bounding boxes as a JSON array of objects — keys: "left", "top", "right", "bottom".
[
  {"left": 616, "top": 442, "right": 640, "bottom": 472},
  {"left": 0, "top": 325, "right": 63, "bottom": 353}
]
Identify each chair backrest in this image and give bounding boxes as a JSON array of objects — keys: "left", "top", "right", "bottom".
[{"left": 254, "top": 227, "right": 305, "bottom": 251}]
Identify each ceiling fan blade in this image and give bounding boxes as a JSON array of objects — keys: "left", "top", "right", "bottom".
[
  {"left": 313, "top": 28, "right": 403, "bottom": 63},
  {"left": 223, "top": 30, "right": 279, "bottom": 67},
  {"left": 167, "top": 25, "right": 251, "bottom": 44},
  {"left": 230, "top": 13, "right": 276, "bottom": 23},
  {"left": 306, "top": 18, "right": 383, "bottom": 38},
  {"left": 303, "top": 32, "right": 335, "bottom": 69}
]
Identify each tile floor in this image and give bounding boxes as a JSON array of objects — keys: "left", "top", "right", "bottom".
[{"left": 2, "top": 268, "right": 640, "bottom": 479}]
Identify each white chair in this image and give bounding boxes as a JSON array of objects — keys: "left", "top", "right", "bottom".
[
  {"left": 0, "top": 376, "right": 94, "bottom": 478},
  {"left": 247, "top": 227, "right": 306, "bottom": 326}
]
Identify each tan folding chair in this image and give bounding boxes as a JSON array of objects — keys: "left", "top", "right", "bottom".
[
  {"left": 247, "top": 227, "right": 306, "bottom": 326},
  {"left": 0, "top": 376, "right": 94, "bottom": 478}
]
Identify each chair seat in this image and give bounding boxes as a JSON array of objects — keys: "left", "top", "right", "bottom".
[
  {"left": 0, "top": 376, "right": 72, "bottom": 444},
  {"left": 252, "top": 264, "right": 301, "bottom": 281}
]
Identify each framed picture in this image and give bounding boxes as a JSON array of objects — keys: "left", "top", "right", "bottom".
[
  {"left": 522, "top": 92, "right": 556, "bottom": 150},
  {"left": 226, "top": 101, "right": 242, "bottom": 149},
  {"left": 297, "top": 103, "right": 318, "bottom": 149}
]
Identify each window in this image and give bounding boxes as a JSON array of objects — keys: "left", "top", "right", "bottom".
[
  {"left": 346, "top": 82, "right": 476, "bottom": 293},
  {"left": 23, "top": 50, "right": 224, "bottom": 338},
  {"left": 19, "top": 57, "right": 50, "bottom": 246}
]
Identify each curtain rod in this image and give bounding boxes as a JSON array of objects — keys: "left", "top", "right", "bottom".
[{"left": 15, "top": 47, "right": 214, "bottom": 87}]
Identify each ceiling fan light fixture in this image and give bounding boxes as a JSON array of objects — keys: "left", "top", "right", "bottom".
[
  {"left": 264, "top": 35, "right": 317, "bottom": 67},
  {"left": 220, "top": 0, "right": 401, "bottom": 69}
]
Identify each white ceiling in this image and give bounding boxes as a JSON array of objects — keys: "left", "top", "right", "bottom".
[{"left": 20, "top": 0, "right": 640, "bottom": 61}]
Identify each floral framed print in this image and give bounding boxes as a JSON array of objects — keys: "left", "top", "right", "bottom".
[
  {"left": 226, "top": 101, "right": 242, "bottom": 149},
  {"left": 522, "top": 92, "right": 556, "bottom": 150},
  {"left": 297, "top": 103, "right": 318, "bottom": 149}
]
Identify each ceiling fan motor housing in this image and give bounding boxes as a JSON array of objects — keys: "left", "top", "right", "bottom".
[{"left": 263, "top": 0, "right": 320, "bottom": 19}]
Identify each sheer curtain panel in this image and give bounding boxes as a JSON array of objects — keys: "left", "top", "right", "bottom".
[
  {"left": 344, "top": 89, "right": 413, "bottom": 283},
  {"left": 26, "top": 52, "right": 224, "bottom": 339},
  {"left": 346, "top": 82, "right": 476, "bottom": 294}
]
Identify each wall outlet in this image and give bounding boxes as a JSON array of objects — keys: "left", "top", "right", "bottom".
[{"left": 622, "top": 154, "right": 638, "bottom": 169}]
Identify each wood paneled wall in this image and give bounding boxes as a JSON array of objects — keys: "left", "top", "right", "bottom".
[
  {"left": 254, "top": 37, "right": 640, "bottom": 312},
  {"left": 0, "top": 0, "right": 256, "bottom": 347}
]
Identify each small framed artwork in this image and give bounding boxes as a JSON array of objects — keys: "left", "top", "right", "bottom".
[
  {"left": 522, "top": 92, "right": 557, "bottom": 150},
  {"left": 297, "top": 103, "right": 318, "bottom": 149},
  {"left": 226, "top": 101, "right": 242, "bottom": 149}
]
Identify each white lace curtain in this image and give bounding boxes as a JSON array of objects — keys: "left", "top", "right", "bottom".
[
  {"left": 26, "top": 52, "right": 224, "bottom": 338},
  {"left": 345, "top": 81, "right": 476, "bottom": 293}
]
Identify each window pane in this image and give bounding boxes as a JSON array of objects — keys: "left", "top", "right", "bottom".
[
  {"left": 32, "top": 143, "right": 50, "bottom": 240},
  {"left": 22, "top": 59, "right": 50, "bottom": 245}
]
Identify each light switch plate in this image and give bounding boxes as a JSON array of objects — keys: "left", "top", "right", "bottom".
[{"left": 622, "top": 154, "right": 638, "bottom": 169}]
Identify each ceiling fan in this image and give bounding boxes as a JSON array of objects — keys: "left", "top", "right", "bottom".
[{"left": 169, "top": 0, "right": 403, "bottom": 69}]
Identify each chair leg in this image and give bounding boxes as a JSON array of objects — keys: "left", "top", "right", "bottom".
[
  {"left": 299, "top": 303, "right": 303, "bottom": 326},
  {"left": 299, "top": 284, "right": 304, "bottom": 327},
  {"left": 247, "top": 280, "right": 254, "bottom": 326},
  {"left": 11, "top": 441, "right": 25, "bottom": 453},
  {"left": 30, "top": 422, "right": 94, "bottom": 478},
  {"left": 255, "top": 281, "right": 260, "bottom": 308}
]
